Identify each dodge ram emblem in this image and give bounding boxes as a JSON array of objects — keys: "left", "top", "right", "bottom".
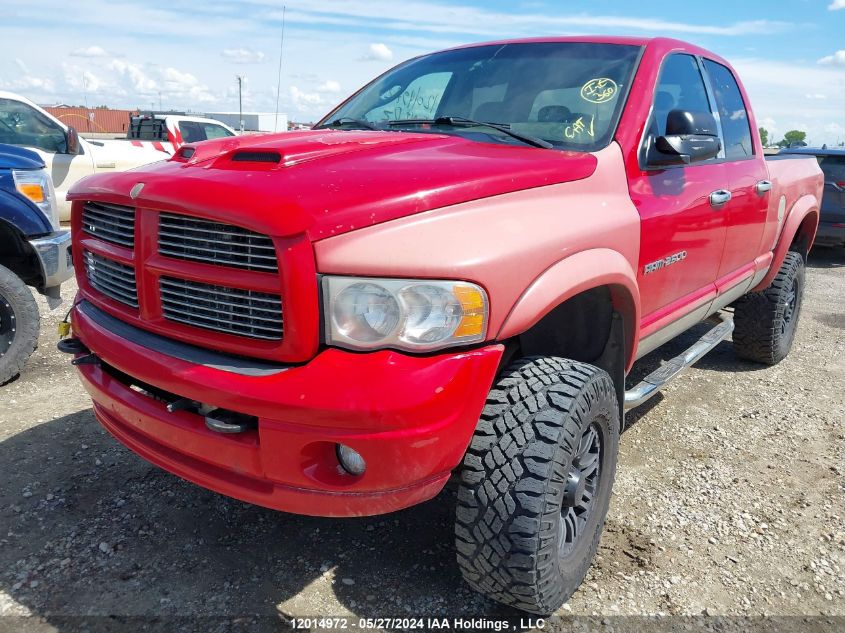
[{"left": 130, "top": 183, "right": 144, "bottom": 199}]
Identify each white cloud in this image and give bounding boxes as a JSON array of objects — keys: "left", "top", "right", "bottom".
[
  {"left": 363, "top": 43, "right": 393, "bottom": 61},
  {"left": 733, "top": 57, "right": 845, "bottom": 144},
  {"left": 289, "top": 85, "right": 323, "bottom": 111},
  {"left": 818, "top": 50, "right": 845, "bottom": 66},
  {"left": 70, "top": 45, "right": 110, "bottom": 58},
  {"left": 221, "top": 48, "right": 266, "bottom": 63},
  {"left": 62, "top": 65, "right": 104, "bottom": 93},
  {"left": 0, "top": 75, "right": 56, "bottom": 93},
  {"left": 108, "top": 59, "right": 158, "bottom": 95},
  {"left": 162, "top": 67, "right": 215, "bottom": 103},
  {"left": 829, "top": 0, "right": 845, "bottom": 10},
  {"left": 271, "top": 1, "right": 791, "bottom": 38},
  {"left": 317, "top": 80, "right": 341, "bottom": 93}
]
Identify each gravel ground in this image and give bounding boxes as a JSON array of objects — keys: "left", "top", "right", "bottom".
[{"left": 0, "top": 249, "right": 843, "bottom": 632}]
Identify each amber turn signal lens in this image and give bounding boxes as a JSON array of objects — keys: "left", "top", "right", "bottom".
[
  {"left": 453, "top": 285, "right": 487, "bottom": 338},
  {"left": 17, "top": 183, "right": 45, "bottom": 203}
]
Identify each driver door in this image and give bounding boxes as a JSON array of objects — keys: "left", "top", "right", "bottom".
[{"left": 627, "top": 54, "right": 728, "bottom": 341}]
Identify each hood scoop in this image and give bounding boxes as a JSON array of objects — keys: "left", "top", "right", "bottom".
[{"left": 231, "top": 150, "right": 282, "bottom": 164}]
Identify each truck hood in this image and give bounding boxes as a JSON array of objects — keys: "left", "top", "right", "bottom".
[{"left": 68, "top": 129, "right": 597, "bottom": 240}]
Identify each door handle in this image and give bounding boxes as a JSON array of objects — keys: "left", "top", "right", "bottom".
[
  {"left": 709, "top": 189, "right": 732, "bottom": 209},
  {"left": 755, "top": 180, "right": 772, "bottom": 195}
]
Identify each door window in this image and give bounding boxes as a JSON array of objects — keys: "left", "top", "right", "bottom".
[
  {"left": 817, "top": 155, "right": 845, "bottom": 183},
  {"left": 0, "top": 98, "right": 66, "bottom": 153},
  {"left": 642, "top": 54, "right": 718, "bottom": 166},
  {"left": 652, "top": 54, "right": 713, "bottom": 137},
  {"left": 179, "top": 121, "right": 235, "bottom": 143},
  {"left": 703, "top": 60, "right": 753, "bottom": 159}
]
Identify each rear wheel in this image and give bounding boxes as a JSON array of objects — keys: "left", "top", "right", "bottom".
[
  {"left": 455, "top": 357, "right": 619, "bottom": 614},
  {"left": 733, "top": 251, "right": 805, "bottom": 365},
  {"left": 0, "top": 264, "right": 39, "bottom": 385}
]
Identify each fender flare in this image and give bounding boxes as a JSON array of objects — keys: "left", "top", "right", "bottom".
[
  {"left": 497, "top": 248, "right": 641, "bottom": 370},
  {"left": 753, "top": 194, "right": 819, "bottom": 291}
]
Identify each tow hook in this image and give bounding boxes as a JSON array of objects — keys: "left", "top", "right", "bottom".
[
  {"left": 56, "top": 337, "right": 87, "bottom": 355},
  {"left": 204, "top": 409, "right": 258, "bottom": 434},
  {"left": 166, "top": 397, "right": 258, "bottom": 434},
  {"left": 71, "top": 353, "right": 100, "bottom": 366},
  {"left": 57, "top": 338, "right": 100, "bottom": 365}
]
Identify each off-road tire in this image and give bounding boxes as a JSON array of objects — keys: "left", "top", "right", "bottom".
[
  {"left": 0, "top": 264, "right": 39, "bottom": 385},
  {"left": 455, "top": 357, "right": 620, "bottom": 614},
  {"left": 733, "top": 251, "right": 805, "bottom": 365}
]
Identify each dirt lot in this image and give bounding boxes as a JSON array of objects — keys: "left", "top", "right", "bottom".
[{"left": 0, "top": 249, "right": 843, "bottom": 632}]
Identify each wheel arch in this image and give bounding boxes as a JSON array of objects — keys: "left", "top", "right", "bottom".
[
  {"left": 753, "top": 194, "right": 818, "bottom": 292},
  {"left": 497, "top": 248, "right": 641, "bottom": 375},
  {"left": 0, "top": 219, "right": 43, "bottom": 289}
]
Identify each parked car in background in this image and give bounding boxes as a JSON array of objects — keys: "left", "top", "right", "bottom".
[
  {"left": 0, "top": 91, "right": 168, "bottom": 222},
  {"left": 127, "top": 114, "right": 237, "bottom": 152},
  {"left": 64, "top": 36, "right": 822, "bottom": 615},
  {"left": 779, "top": 147, "right": 845, "bottom": 248},
  {"left": 0, "top": 143, "right": 72, "bottom": 383}
]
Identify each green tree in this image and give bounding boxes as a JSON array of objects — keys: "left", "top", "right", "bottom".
[
  {"left": 758, "top": 127, "right": 769, "bottom": 146},
  {"left": 782, "top": 130, "right": 807, "bottom": 147}
]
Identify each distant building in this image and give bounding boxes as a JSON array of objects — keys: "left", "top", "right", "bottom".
[
  {"left": 42, "top": 106, "right": 139, "bottom": 134},
  {"left": 203, "top": 112, "right": 288, "bottom": 133}
]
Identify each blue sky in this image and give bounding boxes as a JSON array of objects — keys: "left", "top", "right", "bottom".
[{"left": 2, "top": 0, "right": 844, "bottom": 143}]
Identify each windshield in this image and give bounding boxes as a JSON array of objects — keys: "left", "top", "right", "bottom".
[{"left": 319, "top": 42, "right": 641, "bottom": 151}]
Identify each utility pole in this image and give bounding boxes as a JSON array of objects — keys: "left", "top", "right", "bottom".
[
  {"left": 236, "top": 75, "right": 244, "bottom": 133},
  {"left": 158, "top": 91, "right": 162, "bottom": 112}
]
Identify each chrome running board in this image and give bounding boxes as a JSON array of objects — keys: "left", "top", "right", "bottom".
[{"left": 624, "top": 315, "right": 734, "bottom": 410}]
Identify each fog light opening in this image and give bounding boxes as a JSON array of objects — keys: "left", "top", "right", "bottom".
[{"left": 336, "top": 444, "right": 366, "bottom": 476}]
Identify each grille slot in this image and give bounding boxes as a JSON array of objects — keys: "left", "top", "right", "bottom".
[
  {"left": 82, "top": 202, "right": 136, "bottom": 248},
  {"left": 159, "top": 277, "right": 283, "bottom": 340},
  {"left": 83, "top": 251, "right": 138, "bottom": 308},
  {"left": 158, "top": 213, "right": 278, "bottom": 272}
]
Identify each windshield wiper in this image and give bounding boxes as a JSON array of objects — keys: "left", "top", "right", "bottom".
[
  {"left": 387, "top": 116, "right": 553, "bottom": 149},
  {"left": 317, "top": 117, "right": 381, "bottom": 131}
]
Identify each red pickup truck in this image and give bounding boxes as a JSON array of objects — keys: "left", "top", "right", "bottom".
[{"left": 64, "top": 36, "right": 823, "bottom": 614}]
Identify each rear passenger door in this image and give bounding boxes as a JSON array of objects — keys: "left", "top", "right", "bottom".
[{"left": 701, "top": 59, "right": 769, "bottom": 279}]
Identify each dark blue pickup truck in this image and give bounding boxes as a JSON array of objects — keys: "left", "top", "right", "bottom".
[
  {"left": 779, "top": 147, "right": 845, "bottom": 248},
  {"left": 0, "top": 143, "right": 73, "bottom": 383}
]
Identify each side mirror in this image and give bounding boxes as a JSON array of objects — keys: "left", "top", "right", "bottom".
[
  {"left": 649, "top": 109, "right": 720, "bottom": 167},
  {"left": 66, "top": 126, "right": 81, "bottom": 155}
]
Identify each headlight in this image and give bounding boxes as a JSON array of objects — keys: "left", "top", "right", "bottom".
[
  {"left": 13, "top": 168, "right": 59, "bottom": 230},
  {"left": 323, "top": 276, "right": 489, "bottom": 352}
]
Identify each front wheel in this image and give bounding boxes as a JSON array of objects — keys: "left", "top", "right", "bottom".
[
  {"left": 0, "top": 264, "right": 39, "bottom": 385},
  {"left": 733, "top": 251, "right": 805, "bottom": 365},
  {"left": 455, "top": 357, "right": 620, "bottom": 614}
]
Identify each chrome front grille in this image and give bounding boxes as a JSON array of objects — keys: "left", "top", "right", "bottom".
[
  {"left": 158, "top": 213, "right": 278, "bottom": 272},
  {"left": 159, "top": 277, "right": 283, "bottom": 340},
  {"left": 83, "top": 251, "right": 138, "bottom": 308},
  {"left": 82, "top": 202, "right": 136, "bottom": 248}
]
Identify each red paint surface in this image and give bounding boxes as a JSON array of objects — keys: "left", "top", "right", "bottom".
[
  {"left": 67, "top": 36, "right": 824, "bottom": 516},
  {"left": 73, "top": 301, "right": 503, "bottom": 516}
]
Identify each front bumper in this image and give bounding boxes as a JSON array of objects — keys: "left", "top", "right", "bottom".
[
  {"left": 71, "top": 300, "right": 503, "bottom": 517},
  {"left": 29, "top": 230, "right": 73, "bottom": 294}
]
